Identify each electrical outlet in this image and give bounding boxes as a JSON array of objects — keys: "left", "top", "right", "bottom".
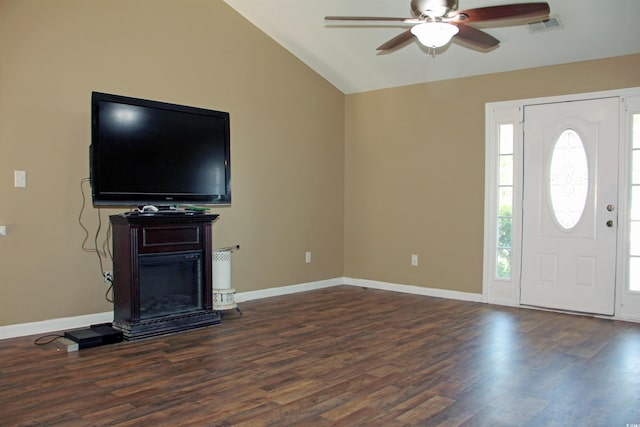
[
  {"left": 0, "top": 226, "right": 6, "bottom": 236},
  {"left": 305, "top": 251, "right": 312, "bottom": 263},
  {"left": 411, "top": 254, "right": 419, "bottom": 266}
]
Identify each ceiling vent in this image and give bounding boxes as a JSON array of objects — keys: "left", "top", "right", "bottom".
[{"left": 528, "top": 15, "right": 562, "bottom": 33}]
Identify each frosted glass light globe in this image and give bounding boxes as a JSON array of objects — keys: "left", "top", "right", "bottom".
[{"left": 411, "top": 22, "right": 459, "bottom": 48}]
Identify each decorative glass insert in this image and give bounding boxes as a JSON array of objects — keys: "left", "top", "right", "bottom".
[
  {"left": 630, "top": 113, "right": 640, "bottom": 291},
  {"left": 549, "top": 129, "right": 589, "bottom": 230},
  {"left": 497, "top": 124, "right": 514, "bottom": 279}
]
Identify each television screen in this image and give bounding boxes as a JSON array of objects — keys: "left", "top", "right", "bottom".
[{"left": 90, "top": 92, "right": 230, "bottom": 207}]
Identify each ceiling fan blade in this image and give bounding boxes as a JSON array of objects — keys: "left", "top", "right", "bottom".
[
  {"left": 377, "top": 29, "right": 415, "bottom": 51},
  {"left": 454, "top": 24, "right": 500, "bottom": 49},
  {"left": 325, "top": 16, "right": 422, "bottom": 24},
  {"left": 456, "top": 2, "right": 550, "bottom": 23}
]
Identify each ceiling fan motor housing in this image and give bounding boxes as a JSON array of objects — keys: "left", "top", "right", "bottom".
[{"left": 411, "top": 0, "right": 459, "bottom": 19}]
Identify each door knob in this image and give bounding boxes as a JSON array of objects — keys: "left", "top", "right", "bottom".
[
  {"left": 606, "top": 204, "right": 615, "bottom": 212},
  {"left": 606, "top": 220, "right": 614, "bottom": 227}
]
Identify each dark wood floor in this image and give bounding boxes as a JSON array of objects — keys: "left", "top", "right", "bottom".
[{"left": 2, "top": 286, "right": 640, "bottom": 426}]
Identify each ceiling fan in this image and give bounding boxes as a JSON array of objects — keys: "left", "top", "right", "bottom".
[{"left": 325, "top": 0, "right": 550, "bottom": 53}]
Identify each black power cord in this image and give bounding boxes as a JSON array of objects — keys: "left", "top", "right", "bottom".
[
  {"left": 79, "top": 177, "right": 113, "bottom": 303},
  {"left": 34, "top": 334, "right": 65, "bottom": 346}
]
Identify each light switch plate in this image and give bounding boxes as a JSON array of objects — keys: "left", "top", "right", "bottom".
[{"left": 14, "top": 170, "right": 26, "bottom": 188}]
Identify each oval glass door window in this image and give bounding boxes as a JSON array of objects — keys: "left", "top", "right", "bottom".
[{"left": 549, "top": 129, "right": 589, "bottom": 230}]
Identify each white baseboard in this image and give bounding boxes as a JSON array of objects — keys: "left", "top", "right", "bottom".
[
  {"left": 614, "top": 314, "right": 640, "bottom": 323},
  {"left": 0, "top": 311, "right": 113, "bottom": 340},
  {"left": 3, "top": 277, "right": 636, "bottom": 341},
  {"left": 234, "top": 277, "right": 343, "bottom": 302},
  {"left": 1, "top": 277, "right": 484, "bottom": 340},
  {"left": 344, "top": 277, "right": 483, "bottom": 303}
]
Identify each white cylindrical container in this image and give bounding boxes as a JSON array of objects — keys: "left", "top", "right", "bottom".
[
  {"left": 213, "top": 288, "right": 237, "bottom": 310},
  {"left": 213, "top": 249, "right": 238, "bottom": 312},
  {"left": 213, "top": 250, "right": 232, "bottom": 289}
]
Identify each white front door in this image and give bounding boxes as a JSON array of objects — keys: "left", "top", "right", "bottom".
[{"left": 520, "top": 98, "right": 619, "bottom": 315}]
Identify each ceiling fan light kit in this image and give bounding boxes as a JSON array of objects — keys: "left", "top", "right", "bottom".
[
  {"left": 410, "top": 22, "right": 460, "bottom": 48},
  {"left": 325, "top": 0, "right": 550, "bottom": 55}
]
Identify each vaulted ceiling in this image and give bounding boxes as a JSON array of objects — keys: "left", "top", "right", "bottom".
[{"left": 223, "top": 0, "right": 640, "bottom": 94}]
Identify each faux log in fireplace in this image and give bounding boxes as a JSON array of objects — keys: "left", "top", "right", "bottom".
[{"left": 110, "top": 213, "right": 221, "bottom": 340}]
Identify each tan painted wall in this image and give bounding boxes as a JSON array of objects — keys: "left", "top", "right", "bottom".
[
  {"left": 0, "top": 0, "right": 345, "bottom": 326},
  {"left": 344, "top": 54, "right": 640, "bottom": 294},
  {"left": 1, "top": 0, "right": 638, "bottom": 328}
]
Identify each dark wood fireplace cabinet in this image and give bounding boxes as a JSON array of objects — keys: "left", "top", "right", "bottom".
[{"left": 110, "top": 212, "right": 221, "bottom": 340}]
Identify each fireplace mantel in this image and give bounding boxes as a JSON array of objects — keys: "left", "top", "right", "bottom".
[{"left": 110, "top": 212, "right": 221, "bottom": 340}]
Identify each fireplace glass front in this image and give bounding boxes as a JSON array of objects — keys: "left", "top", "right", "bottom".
[{"left": 138, "top": 251, "right": 203, "bottom": 320}]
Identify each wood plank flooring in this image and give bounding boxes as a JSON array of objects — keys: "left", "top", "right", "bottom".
[{"left": 2, "top": 285, "right": 640, "bottom": 426}]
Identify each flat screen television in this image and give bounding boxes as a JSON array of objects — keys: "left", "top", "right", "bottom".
[{"left": 90, "top": 91, "right": 230, "bottom": 208}]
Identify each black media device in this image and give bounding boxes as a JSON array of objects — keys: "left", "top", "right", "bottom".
[
  {"left": 64, "top": 324, "right": 124, "bottom": 349},
  {"left": 90, "top": 91, "right": 231, "bottom": 208}
]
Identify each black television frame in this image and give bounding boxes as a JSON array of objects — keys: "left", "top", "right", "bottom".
[{"left": 90, "top": 92, "right": 231, "bottom": 208}]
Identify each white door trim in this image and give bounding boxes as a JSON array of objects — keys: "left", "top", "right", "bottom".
[{"left": 483, "top": 87, "right": 640, "bottom": 321}]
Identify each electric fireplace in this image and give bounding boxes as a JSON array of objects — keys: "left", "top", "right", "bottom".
[
  {"left": 139, "top": 251, "right": 203, "bottom": 319},
  {"left": 110, "top": 213, "right": 221, "bottom": 340}
]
